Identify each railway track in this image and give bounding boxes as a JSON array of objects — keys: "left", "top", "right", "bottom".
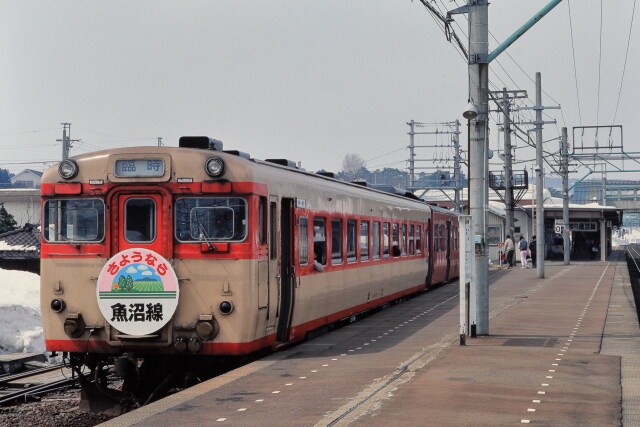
[{"left": 0, "top": 362, "right": 85, "bottom": 406}]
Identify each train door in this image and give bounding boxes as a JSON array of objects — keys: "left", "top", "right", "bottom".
[
  {"left": 426, "top": 218, "right": 433, "bottom": 286},
  {"left": 110, "top": 190, "right": 172, "bottom": 258},
  {"left": 445, "top": 220, "right": 452, "bottom": 282},
  {"left": 266, "top": 197, "right": 279, "bottom": 334},
  {"left": 276, "top": 198, "right": 295, "bottom": 343}
]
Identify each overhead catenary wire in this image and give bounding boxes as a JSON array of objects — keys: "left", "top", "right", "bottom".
[
  {"left": 612, "top": 0, "right": 637, "bottom": 124},
  {"left": 567, "top": 0, "right": 583, "bottom": 125}
]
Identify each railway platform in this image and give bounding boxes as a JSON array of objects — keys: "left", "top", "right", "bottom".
[{"left": 101, "top": 249, "right": 639, "bottom": 426}]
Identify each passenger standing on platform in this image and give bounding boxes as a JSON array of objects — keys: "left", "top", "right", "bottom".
[
  {"left": 529, "top": 235, "right": 537, "bottom": 268},
  {"left": 505, "top": 235, "right": 515, "bottom": 269},
  {"left": 519, "top": 236, "right": 529, "bottom": 268}
]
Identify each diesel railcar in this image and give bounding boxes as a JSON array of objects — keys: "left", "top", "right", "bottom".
[{"left": 40, "top": 136, "right": 459, "bottom": 403}]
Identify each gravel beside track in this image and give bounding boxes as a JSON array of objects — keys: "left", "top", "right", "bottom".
[{"left": 0, "top": 387, "right": 114, "bottom": 427}]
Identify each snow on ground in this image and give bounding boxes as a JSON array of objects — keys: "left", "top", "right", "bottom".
[{"left": 0, "top": 267, "right": 45, "bottom": 354}]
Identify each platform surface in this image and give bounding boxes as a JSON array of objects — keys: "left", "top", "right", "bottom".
[{"left": 101, "top": 249, "right": 638, "bottom": 426}]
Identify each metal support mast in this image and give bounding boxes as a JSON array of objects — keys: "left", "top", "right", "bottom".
[
  {"left": 535, "top": 73, "right": 545, "bottom": 278},
  {"left": 468, "top": 0, "right": 489, "bottom": 335},
  {"left": 453, "top": 119, "right": 462, "bottom": 213},
  {"left": 561, "top": 127, "right": 570, "bottom": 265},
  {"left": 57, "top": 123, "right": 80, "bottom": 160},
  {"left": 502, "top": 88, "right": 515, "bottom": 239}
]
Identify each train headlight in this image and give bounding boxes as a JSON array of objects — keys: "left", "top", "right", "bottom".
[
  {"left": 219, "top": 301, "right": 234, "bottom": 315},
  {"left": 50, "top": 298, "right": 66, "bottom": 313},
  {"left": 205, "top": 157, "right": 225, "bottom": 177},
  {"left": 63, "top": 314, "right": 85, "bottom": 338},
  {"left": 58, "top": 160, "right": 79, "bottom": 180}
]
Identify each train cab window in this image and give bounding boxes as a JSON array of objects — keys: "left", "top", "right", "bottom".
[
  {"left": 401, "top": 224, "right": 407, "bottom": 256},
  {"left": 175, "top": 197, "right": 247, "bottom": 242},
  {"left": 416, "top": 225, "right": 422, "bottom": 254},
  {"left": 43, "top": 198, "right": 105, "bottom": 243},
  {"left": 299, "top": 217, "right": 309, "bottom": 266},
  {"left": 347, "top": 219, "right": 357, "bottom": 263},
  {"left": 313, "top": 217, "right": 327, "bottom": 265},
  {"left": 331, "top": 218, "right": 343, "bottom": 265},
  {"left": 409, "top": 224, "right": 415, "bottom": 255},
  {"left": 392, "top": 223, "right": 400, "bottom": 257},
  {"left": 372, "top": 221, "right": 380, "bottom": 260},
  {"left": 124, "top": 198, "right": 156, "bottom": 243},
  {"left": 383, "top": 223, "right": 390, "bottom": 258},
  {"left": 360, "top": 221, "right": 370, "bottom": 261}
]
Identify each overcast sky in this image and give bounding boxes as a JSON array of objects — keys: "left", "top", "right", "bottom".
[{"left": 1, "top": 1, "right": 637, "bottom": 182}]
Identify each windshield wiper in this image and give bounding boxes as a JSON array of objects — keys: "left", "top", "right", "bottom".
[
  {"left": 48, "top": 227, "right": 80, "bottom": 250},
  {"left": 195, "top": 220, "right": 216, "bottom": 251}
]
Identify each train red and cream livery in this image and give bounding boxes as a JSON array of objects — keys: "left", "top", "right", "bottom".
[{"left": 40, "top": 136, "right": 459, "bottom": 402}]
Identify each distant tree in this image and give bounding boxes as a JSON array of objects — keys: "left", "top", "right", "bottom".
[
  {"left": 341, "top": 154, "right": 366, "bottom": 182},
  {"left": 0, "top": 168, "right": 13, "bottom": 184},
  {"left": 0, "top": 202, "right": 18, "bottom": 234}
]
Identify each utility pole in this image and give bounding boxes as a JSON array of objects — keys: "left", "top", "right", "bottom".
[
  {"left": 535, "top": 72, "right": 545, "bottom": 279},
  {"left": 561, "top": 127, "right": 570, "bottom": 265},
  {"left": 502, "top": 88, "right": 515, "bottom": 239},
  {"left": 467, "top": 0, "right": 489, "bottom": 335},
  {"left": 408, "top": 120, "right": 416, "bottom": 187},
  {"left": 57, "top": 123, "right": 80, "bottom": 160},
  {"left": 453, "top": 119, "right": 462, "bottom": 213}
]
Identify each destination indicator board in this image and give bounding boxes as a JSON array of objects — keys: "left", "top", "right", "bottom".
[{"left": 115, "top": 159, "right": 165, "bottom": 177}]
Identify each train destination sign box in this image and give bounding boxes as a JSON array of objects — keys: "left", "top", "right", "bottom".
[{"left": 114, "top": 159, "right": 165, "bottom": 177}]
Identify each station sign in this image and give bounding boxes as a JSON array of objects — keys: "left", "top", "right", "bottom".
[{"left": 554, "top": 219, "right": 598, "bottom": 233}]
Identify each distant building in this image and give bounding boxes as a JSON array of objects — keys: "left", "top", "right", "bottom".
[
  {"left": 0, "top": 189, "right": 40, "bottom": 226},
  {"left": 10, "top": 169, "right": 43, "bottom": 189},
  {"left": 0, "top": 223, "right": 40, "bottom": 273}
]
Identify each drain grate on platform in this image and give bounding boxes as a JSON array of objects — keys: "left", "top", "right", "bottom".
[{"left": 502, "top": 338, "right": 559, "bottom": 347}]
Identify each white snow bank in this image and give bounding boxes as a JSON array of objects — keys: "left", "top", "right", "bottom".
[{"left": 0, "top": 268, "right": 44, "bottom": 354}]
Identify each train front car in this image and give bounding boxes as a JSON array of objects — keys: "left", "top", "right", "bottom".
[{"left": 40, "top": 137, "right": 270, "bottom": 404}]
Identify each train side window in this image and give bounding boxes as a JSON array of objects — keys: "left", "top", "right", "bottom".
[
  {"left": 439, "top": 224, "right": 445, "bottom": 251},
  {"left": 424, "top": 225, "right": 429, "bottom": 254},
  {"left": 360, "top": 221, "right": 370, "bottom": 261},
  {"left": 313, "top": 217, "right": 327, "bottom": 265},
  {"left": 270, "top": 202, "right": 277, "bottom": 260},
  {"left": 347, "top": 219, "right": 357, "bottom": 263},
  {"left": 416, "top": 225, "right": 422, "bottom": 254},
  {"left": 259, "top": 197, "right": 267, "bottom": 245},
  {"left": 299, "top": 217, "right": 309, "bottom": 266},
  {"left": 331, "top": 218, "right": 343, "bottom": 265},
  {"left": 392, "top": 223, "right": 400, "bottom": 257},
  {"left": 401, "top": 224, "right": 407, "bottom": 256},
  {"left": 433, "top": 224, "right": 439, "bottom": 252},
  {"left": 409, "top": 224, "right": 415, "bottom": 255},
  {"left": 125, "top": 198, "right": 156, "bottom": 243},
  {"left": 372, "top": 221, "right": 381, "bottom": 260},
  {"left": 383, "top": 222, "right": 390, "bottom": 258}
]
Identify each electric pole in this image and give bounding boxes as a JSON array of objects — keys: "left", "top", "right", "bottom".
[
  {"left": 535, "top": 72, "right": 545, "bottom": 279},
  {"left": 561, "top": 127, "right": 570, "bottom": 265},
  {"left": 503, "top": 88, "right": 514, "bottom": 240},
  {"left": 468, "top": 0, "right": 489, "bottom": 335},
  {"left": 57, "top": 123, "right": 80, "bottom": 160}
]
